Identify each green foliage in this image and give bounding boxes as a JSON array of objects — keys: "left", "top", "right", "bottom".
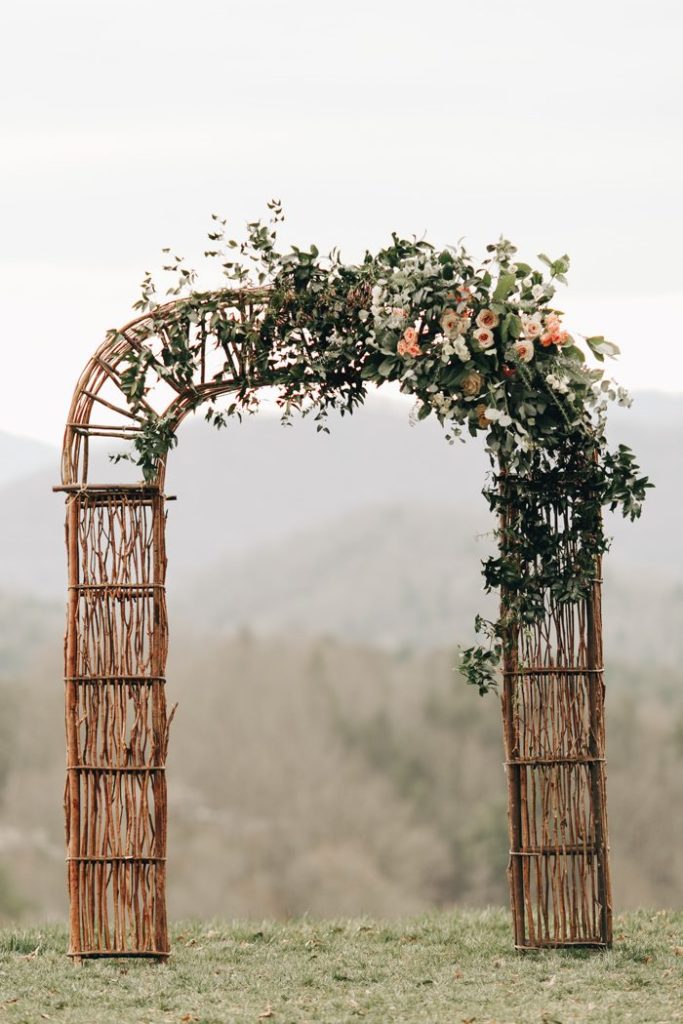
[{"left": 108, "top": 205, "right": 651, "bottom": 696}]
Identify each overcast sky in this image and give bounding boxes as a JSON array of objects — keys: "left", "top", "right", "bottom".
[{"left": 1, "top": 0, "right": 681, "bottom": 445}]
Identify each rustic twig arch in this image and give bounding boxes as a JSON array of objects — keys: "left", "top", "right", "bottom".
[{"left": 55, "top": 283, "right": 617, "bottom": 960}]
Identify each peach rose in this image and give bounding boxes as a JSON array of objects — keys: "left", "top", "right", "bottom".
[
  {"left": 397, "top": 326, "right": 421, "bottom": 357},
  {"left": 440, "top": 308, "right": 466, "bottom": 338},
  {"left": 521, "top": 315, "right": 543, "bottom": 340},
  {"left": 473, "top": 327, "right": 495, "bottom": 349},
  {"left": 540, "top": 312, "right": 565, "bottom": 347},
  {"left": 513, "top": 339, "right": 535, "bottom": 363},
  {"left": 476, "top": 309, "right": 499, "bottom": 330}
]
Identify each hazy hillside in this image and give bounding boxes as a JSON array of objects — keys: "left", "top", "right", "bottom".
[
  {"left": 1, "top": 627, "right": 682, "bottom": 924},
  {"left": 0, "top": 392, "right": 680, "bottom": 599},
  {"left": 178, "top": 502, "right": 683, "bottom": 673}
]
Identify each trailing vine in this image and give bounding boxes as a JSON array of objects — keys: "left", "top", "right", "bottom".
[{"left": 109, "top": 202, "right": 651, "bottom": 694}]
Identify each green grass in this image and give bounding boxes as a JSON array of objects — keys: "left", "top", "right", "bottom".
[{"left": 1, "top": 910, "right": 683, "bottom": 1023}]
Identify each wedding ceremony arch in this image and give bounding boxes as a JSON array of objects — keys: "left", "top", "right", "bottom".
[{"left": 55, "top": 212, "right": 649, "bottom": 960}]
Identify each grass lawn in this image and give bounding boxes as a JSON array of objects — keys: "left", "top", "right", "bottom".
[{"left": 1, "top": 910, "right": 683, "bottom": 1024}]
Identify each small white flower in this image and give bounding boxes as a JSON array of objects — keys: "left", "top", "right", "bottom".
[
  {"left": 546, "top": 373, "right": 570, "bottom": 395},
  {"left": 453, "top": 337, "right": 471, "bottom": 361},
  {"left": 438, "top": 332, "right": 470, "bottom": 363},
  {"left": 484, "top": 407, "right": 513, "bottom": 427},
  {"left": 531, "top": 284, "right": 545, "bottom": 301}
]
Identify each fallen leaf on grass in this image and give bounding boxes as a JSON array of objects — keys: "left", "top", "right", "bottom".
[
  {"left": 40, "top": 1015, "right": 51, "bottom": 1021},
  {"left": 258, "top": 1005, "right": 274, "bottom": 1019},
  {"left": 673, "top": 946, "right": 683, "bottom": 957},
  {"left": 180, "top": 1015, "right": 199, "bottom": 1022}
]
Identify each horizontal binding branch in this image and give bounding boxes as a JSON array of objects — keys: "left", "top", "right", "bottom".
[
  {"left": 53, "top": 483, "right": 163, "bottom": 493},
  {"left": 515, "top": 942, "right": 608, "bottom": 950},
  {"left": 503, "top": 666, "right": 604, "bottom": 676},
  {"left": 67, "top": 765, "right": 165, "bottom": 772},
  {"left": 66, "top": 856, "right": 166, "bottom": 862},
  {"left": 66, "top": 421, "right": 143, "bottom": 431},
  {"left": 64, "top": 676, "right": 166, "bottom": 684},
  {"left": 510, "top": 846, "right": 600, "bottom": 857},
  {"left": 505, "top": 757, "right": 605, "bottom": 766},
  {"left": 68, "top": 583, "right": 165, "bottom": 591},
  {"left": 68, "top": 951, "right": 170, "bottom": 959}
]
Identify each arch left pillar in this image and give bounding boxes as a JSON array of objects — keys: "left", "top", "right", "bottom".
[{"left": 59, "top": 483, "right": 170, "bottom": 960}]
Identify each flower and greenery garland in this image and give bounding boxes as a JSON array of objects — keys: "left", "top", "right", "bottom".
[{"left": 111, "top": 201, "right": 651, "bottom": 694}]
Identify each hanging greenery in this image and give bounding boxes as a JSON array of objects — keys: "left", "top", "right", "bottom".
[{"left": 110, "top": 202, "right": 651, "bottom": 694}]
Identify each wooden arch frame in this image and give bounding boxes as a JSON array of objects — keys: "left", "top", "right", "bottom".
[{"left": 56, "top": 291, "right": 612, "bottom": 960}]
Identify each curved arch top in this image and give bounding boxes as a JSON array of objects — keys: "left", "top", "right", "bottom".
[{"left": 62, "top": 285, "right": 372, "bottom": 490}]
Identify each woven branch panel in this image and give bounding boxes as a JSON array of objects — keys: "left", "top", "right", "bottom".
[
  {"left": 500, "top": 477, "right": 612, "bottom": 948},
  {"left": 63, "top": 489, "right": 171, "bottom": 959}
]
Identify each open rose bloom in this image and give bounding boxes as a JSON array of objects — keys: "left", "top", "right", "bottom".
[
  {"left": 540, "top": 312, "right": 571, "bottom": 348},
  {"left": 473, "top": 327, "right": 495, "bottom": 349},
  {"left": 513, "top": 339, "right": 535, "bottom": 363},
  {"left": 397, "top": 326, "right": 422, "bottom": 357},
  {"left": 440, "top": 309, "right": 467, "bottom": 339},
  {"left": 476, "top": 309, "right": 499, "bottom": 330}
]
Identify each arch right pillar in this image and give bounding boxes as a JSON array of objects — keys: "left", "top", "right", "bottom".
[{"left": 500, "top": 474, "right": 612, "bottom": 948}]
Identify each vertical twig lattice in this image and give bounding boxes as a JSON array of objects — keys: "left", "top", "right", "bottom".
[
  {"left": 500, "top": 469, "right": 612, "bottom": 948},
  {"left": 62, "top": 488, "right": 172, "bottom": 960}
]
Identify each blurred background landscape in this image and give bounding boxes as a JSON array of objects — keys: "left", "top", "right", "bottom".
[{"left": 1, "top": 391, "right": 681, "bottom": 924}]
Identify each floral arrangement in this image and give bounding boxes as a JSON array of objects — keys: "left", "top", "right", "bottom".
[{"left": 113, "top": 202, "right": 651, "bottom": 694}]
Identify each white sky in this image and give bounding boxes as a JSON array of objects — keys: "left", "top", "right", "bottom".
[{"left": 1, "top": 0, "right": 681, "bottom": 445}]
